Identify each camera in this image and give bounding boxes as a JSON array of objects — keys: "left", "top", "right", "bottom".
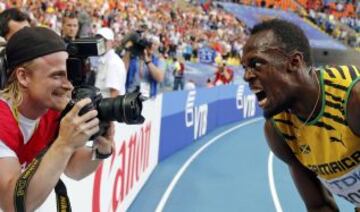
[
  {"left": 61, "top": 85, "right": 145, "bottom": 140},
  {"left": 63, "top": 37, "right": 145, "bottom": 139},
  {"left": 119, "top": 31, "right": 152, "bottom": 57},
  {"left": 66, "top": 37, "right": 106, "bottom": 86}
]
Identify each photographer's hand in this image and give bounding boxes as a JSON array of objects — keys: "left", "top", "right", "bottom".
[
  {"left": 58, "top": 98, "right": 100, "bottom": 150},
  {"left": 143, "top": 48, "right": 164, "bottom": 82},
  {"left": 62, "top": 122, "right": 114, "bottom": 180},
  {"left": 94, "top": 122, "right": 115, "bottom": 157},
  {"left": 144, "top": 48, "right": 152, "bottom": 63}
]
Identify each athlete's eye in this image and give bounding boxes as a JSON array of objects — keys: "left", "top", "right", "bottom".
[{"left": 249, "top": 59, "right": 263, "bottom": 70}]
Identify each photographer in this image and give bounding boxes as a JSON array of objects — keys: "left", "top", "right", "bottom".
[
  {"left": 93, "top": 27, "right": 126, "bottom": 97},
  {"left": 125, "top": 33, "right": 165, "bottom": 98},
  {"left": 213, "top": 61, "right": 233, "bottom": 85},
  {"left": 0, "top": 27, "right": 113, "bottom": 211}
]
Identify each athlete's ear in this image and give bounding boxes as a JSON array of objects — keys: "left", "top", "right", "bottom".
[{"left": 287, "top": 51, "right": 304, "bottom": 73}]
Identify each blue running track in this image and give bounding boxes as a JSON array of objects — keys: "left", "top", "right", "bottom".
[{"left": 129, "top": 118, "right": 354, "bottom": 212}]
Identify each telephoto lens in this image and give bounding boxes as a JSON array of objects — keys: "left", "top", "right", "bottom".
[{"left": 61, "top": 85, "right": 145, "bottom": 139}]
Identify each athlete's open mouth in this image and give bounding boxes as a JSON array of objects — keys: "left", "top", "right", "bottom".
[{"left": 253, "top": 89, "right": 268, "bottom": 108}]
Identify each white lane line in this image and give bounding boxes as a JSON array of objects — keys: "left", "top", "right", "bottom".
[
  {"left": 268, "top": 152, "right": 283, "bottom": 212},
  {"left": 155, "top": 117, "right": 264, "bottom": 212}
]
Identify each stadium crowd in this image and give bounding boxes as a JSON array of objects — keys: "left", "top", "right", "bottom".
[
  {"left": 0, "top": 0, "right": 246, "bottom": 91},
  {"left": 1, "top": 0, "right": 359, "bottom": 92},
  {"left": 233, "top": 0, "right": 360, "bottom": 49}
]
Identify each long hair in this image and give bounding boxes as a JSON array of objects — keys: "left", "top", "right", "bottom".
[{"left": 0, "top": 60, "right": 33, "bottom": 107}]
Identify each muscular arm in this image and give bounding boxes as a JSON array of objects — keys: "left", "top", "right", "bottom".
[{"left": 264, "top": 120, "right": 339, "bottom": 211}]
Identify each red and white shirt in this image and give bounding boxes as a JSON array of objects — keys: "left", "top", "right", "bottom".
[{"left": 0, "top": 99, "right": 59, "bottom": 167}]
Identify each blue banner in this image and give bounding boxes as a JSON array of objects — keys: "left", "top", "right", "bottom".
[
  {"left": 218, "top": 2, "right": 347, "bottom": 50},
  {"left": 159, "top": 85, "right": 262, "bottom": 161},
  {"left": 198, "top": 47, "right": 217, "bottom": 64}
]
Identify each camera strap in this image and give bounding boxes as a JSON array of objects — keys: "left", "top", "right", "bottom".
[
  {"left": 54, "top": 179, "right": 72, "bottom": 212},
  {"left": 14, "top": 148, "right": 72, "bottom": 212}
]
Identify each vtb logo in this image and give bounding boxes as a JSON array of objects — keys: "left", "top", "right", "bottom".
[
  {"left": 185, "top": 90, "right": 208, "bottom": 140},
  {"left": 236, "top": 85, "right": 256, "bottom": 118}
]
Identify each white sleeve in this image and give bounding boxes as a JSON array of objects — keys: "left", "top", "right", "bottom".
[
  {"left": 106, "top": 56, "right": 127, "bottom": 95},
  {"left": 105, "top": 58, "right": 126, "bottom": 95},
  {"left": 0, "top": 140, "right": 17, "bottom": 158}
]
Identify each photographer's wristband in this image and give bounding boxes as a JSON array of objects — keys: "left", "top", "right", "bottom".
[{"left": 94, "top": 148, "right": 112, "bottom": 160}]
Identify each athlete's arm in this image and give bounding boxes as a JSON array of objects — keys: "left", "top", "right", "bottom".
[{"left": 264, "top": 120, "right": 339, "bottom": 211}]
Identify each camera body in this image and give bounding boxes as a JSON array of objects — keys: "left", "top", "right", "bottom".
[
  {"left": 63, "top": 37, "right": 145, "bottom": 139},
  {"left": 61, "top": 85, "right": 145, "bottom": 140},
  {"left": 66, "top": 37, "right": 106, "bottom": 86},
  {"left": 120, "top": 31, "right": 152, "bottom": 57}
]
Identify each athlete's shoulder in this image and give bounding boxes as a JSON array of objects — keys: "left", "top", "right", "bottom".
[
  {"left": 264, "top": 119, "right": 296, "bottom": 164},
  {"left": 322, "top": 64, "right": 360, "bottom": 80}
]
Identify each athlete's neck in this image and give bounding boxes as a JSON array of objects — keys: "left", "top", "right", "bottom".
[{"left": 290, "top": 69, "right": 322, "bottom": 121}]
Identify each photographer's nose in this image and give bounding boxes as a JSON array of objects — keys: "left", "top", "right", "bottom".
[{"left": 63, "top": 79, "right": 74, "bottom": 91}]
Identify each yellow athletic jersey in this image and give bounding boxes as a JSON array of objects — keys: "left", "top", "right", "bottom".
[{"left": 272, "top": 65, "right": 360, "bottom": 205}]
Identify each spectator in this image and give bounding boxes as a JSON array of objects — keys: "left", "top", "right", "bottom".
[
  {"left": 183, "top": 41, "right": 193, "bottom": 61},
  {"left": 213, "top": 61, "right": 233, "bottom": 85},
  {"left": 159, "top": 53, "right": 174, "bottom": 93},
  {"left": 0, "top": 8, "right": 31, "bottom": 89},
  {"left": 206, "top": 78, "right": 214, "bottom": 88},
  {"left": 94, "top": 27, "right": 127, "bottom": 97},
  {"left": 0, "top": 8, "right": 31, "bottom": 41},
  {"left": 173, "top": 57, "right": 185, "bottom": 91},
  {"left": 61, "top": 12, "right": 79, "bottom": 44}
]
